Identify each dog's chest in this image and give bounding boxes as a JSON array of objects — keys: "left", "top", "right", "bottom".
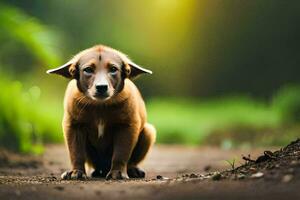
[{"left": 97, "top": 120, "right": 105, "bottom": 138}]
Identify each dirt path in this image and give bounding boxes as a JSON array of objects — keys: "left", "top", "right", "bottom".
[{"left": 0, "top": 144, "right": 299, "bottom": 200}]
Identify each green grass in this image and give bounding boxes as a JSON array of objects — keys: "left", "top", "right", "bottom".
[
  {"left": 147, "top": 96, "right": 281, "bottom": 145},
  {"left": 147, "top": 85, "right": 300, "bottom": 146}
]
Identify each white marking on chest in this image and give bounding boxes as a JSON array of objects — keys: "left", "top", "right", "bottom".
[{"left": 97, "top": 121, "right": 105, "bottom": 138}]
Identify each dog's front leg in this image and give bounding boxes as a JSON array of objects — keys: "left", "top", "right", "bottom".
[
  {"left": 106, "top": 126, "right": 139, "bottom": 180},
  {"left": 61, "top": 122, "right": 87, "bottom": 180}
]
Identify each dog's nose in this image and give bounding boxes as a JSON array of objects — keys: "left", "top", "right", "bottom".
[{"left": 95, "top": 84, "right": 108, "bottom": 94}]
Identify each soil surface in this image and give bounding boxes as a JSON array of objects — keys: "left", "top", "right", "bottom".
[{"left": 0, "top": 140, "right": 300, "bottom": 200}]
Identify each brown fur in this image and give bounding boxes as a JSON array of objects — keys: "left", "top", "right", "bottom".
[{"left": 47, "top": 45, "right": 156, "bottom": 180}]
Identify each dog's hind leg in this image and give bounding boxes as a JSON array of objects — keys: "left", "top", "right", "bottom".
[{"left": 127, "top": 123, "right": 156, "bottom": 178}]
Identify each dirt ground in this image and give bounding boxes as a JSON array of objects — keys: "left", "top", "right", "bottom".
[{"left": 0, "top": 143, "right": 299, "bottom": 200}]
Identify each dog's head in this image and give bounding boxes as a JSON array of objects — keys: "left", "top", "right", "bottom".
[{"left": 47, "top": 45, "right": 152, "bottom": 101}]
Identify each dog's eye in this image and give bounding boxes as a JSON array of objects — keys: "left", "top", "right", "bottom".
[
  {"left": 109, "top": 66, "right": 118, "bottom": 74},
  {"left": 83, "top": 67, "right": 94, "bottom": 74}
]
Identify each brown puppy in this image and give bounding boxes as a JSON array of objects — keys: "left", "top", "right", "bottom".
[{"left": 47, "top": 45, "right": 156, "bottom": 180}]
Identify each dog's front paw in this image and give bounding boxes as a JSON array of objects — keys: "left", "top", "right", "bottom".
[
  {"left": 106, "top": 170, "right": 129, "bottom": 180},
  {"left": 61, "top": 169, "right": 87, "bottom": 180},
  {"left": 127, "top": 166, "right": 145, "bottom": 178}
]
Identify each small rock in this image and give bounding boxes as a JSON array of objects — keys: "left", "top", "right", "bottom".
[
  {"left": 251, "top": 172, "right": 264, "bottom": 179},
  {"left": 237, "top": 174, "right": 246, "bottom": 179},
  {"left": 290, "top": 160, "right": 300, "bottom": 166},
  {"left": 176, "top": 178, "right": 184, "bottom": 181},
  {"left": 249, "top": 167, "right": 257, "bottom": 172},
  {"left": 156, "top": 175, "right": 169, "bottom": 180},
  {"left": 256, "top": 155, "right": 269, "bottom": 163},
  {"left": 212, "top": 172, "right": 222, "bottom": 181},
  {"left": 156, "top": 175, "right": 163, "bottom": 179},
  {"left": 282, "top": 174, "right": 293, "bottom": 183},
  {"left": 189, "top": 173, "right": 198, "bottom": 178}
]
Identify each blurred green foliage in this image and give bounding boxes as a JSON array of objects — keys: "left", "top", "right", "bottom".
[
  {"left": 148, "top": 87, "right": 300, "bottom": 147},
  {"left": 272, "top": 85, "right": 300, "bottom": 124},
  {"left": 0, "top": 3, "right": 61, "bottom": 69},
  {"left": 148, "top": 96, "right": 279, "bottom": 145},
  {"left": 0, "top": 76, "right": 62, "bottom": 154},
  {"left": 0, "top": 3, "right": 63, "bottom": 153}
]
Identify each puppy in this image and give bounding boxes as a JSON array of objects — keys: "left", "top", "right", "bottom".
[{"left": 47, "top": 45, "right": 156, "bottom": 180}]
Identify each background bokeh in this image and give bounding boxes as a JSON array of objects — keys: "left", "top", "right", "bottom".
[{"left": 0, "top": 0, "right": 299, "bottom": 153}]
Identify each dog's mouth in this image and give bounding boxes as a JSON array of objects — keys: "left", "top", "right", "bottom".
[
  {"left": 93, "top": 93, "right": 110, "bottom": 100},
  {"left": 91, "top": 91, "right": 112, "bottom": 101}
]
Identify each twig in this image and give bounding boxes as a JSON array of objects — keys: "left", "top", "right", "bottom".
[{"left": 242, "top": 154, "right": 255, "bottom": 163}]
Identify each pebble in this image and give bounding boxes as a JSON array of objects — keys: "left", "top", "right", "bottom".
[
  {"left": 156, "top": 175, "right": 163, "bottom": 179},
  {"left": 282, "top": 174, "right": 293, "bottom": 183},
  {"left": 189, "top": 173, "right": 198, "bottom": 178},
  {"left": 251, "top": 172, "right": 264, "bottom": 179},
  {"left": 156, "top": 175, "right": 170, "bottom": 180},
  {"left": 212, "top": 172, "right": 222, "bottom": 181},
  {"left": 290, "top": 160, "right": 300, "bottom": 166},
  {"left": 249, "top": 167, "right": 257, "bottom": 172},
  {"left": 237, "top": 174, "right": 246, "bottom": 179}
]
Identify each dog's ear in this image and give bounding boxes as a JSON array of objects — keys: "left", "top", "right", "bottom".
[
  {"left": 125, "top": 60, "right": 152, "bottom": 79},
  {"left": 46, "top": 60, "right": 78, "bottom": 79}
]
